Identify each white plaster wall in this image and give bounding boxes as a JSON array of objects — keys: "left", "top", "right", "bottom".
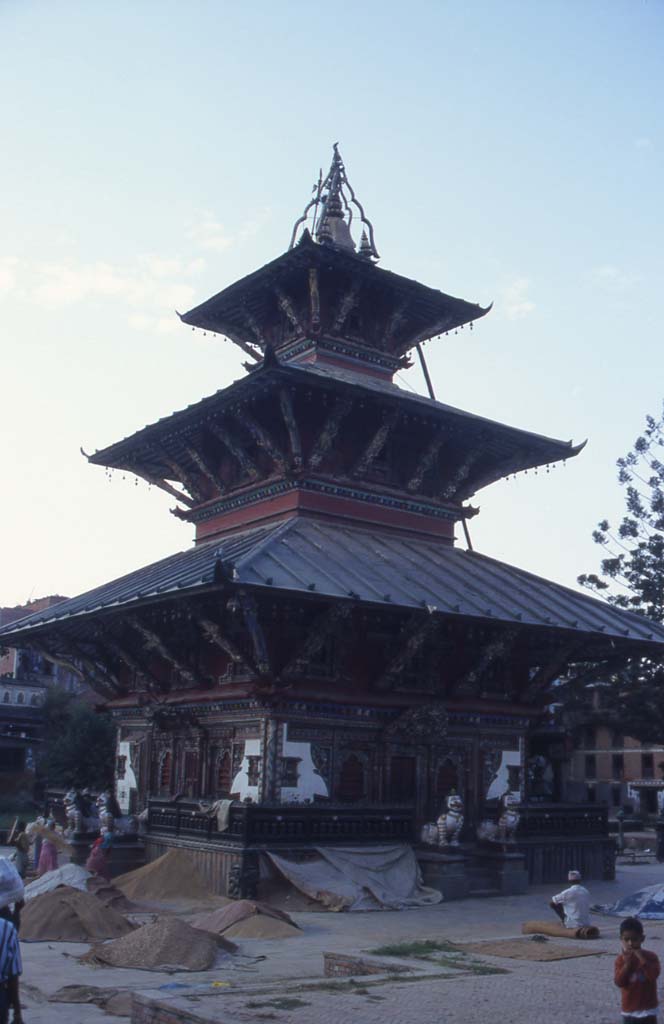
[
  {"left": 116, "top": 740, "right": 138, "bottom": 813},
  {"left": 487, "top": 748, "right": 522, "bottom": 800},
  {"left": 230, "top": 738, "right": 262, "bottom": 801},
  {"left": 279, "top": 723, "right": 329, "bottom": 803}
]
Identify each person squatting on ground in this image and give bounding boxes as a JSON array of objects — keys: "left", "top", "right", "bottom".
[
  {"left": 614, "top": 916, "right": 660, "bottom": 1024},
  {"left": 549, "top": 869, "right": 592, "bottom": 928}
]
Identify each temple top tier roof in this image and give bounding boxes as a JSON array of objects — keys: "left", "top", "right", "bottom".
[{"left": 180, "top": 146, "right": 490, "bottom": 376}]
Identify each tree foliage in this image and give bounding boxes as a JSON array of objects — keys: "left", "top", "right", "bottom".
[
  {"left": 578, "top": 404, "right": 664, "bottom": 620},
  {"left": 571, "top": 405, "right": 664, "bottom": 742},
  {"left": 38, "top": 688, "right": 116, "bottom": 790}
]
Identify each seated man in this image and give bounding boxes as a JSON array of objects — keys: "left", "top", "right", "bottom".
[{"left": 550, "top": 869, "right": 591, "bottom": 928}]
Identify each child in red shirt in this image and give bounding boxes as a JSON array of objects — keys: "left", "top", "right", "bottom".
[{"left": 615, "top": 916, "right": 660, "bottom": 1023}]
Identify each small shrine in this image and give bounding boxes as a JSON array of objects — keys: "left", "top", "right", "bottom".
[{"left": 4, "top": 146, "right": 664, "bottom": 898}]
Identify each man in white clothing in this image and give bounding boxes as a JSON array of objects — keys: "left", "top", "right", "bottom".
[{"left": 550, "top": 869, "right": 592, "bottom": 928}]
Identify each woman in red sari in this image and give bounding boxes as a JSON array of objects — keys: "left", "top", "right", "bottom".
[{"left": 85, "top": 831, "right": 113, "bottom": 881}]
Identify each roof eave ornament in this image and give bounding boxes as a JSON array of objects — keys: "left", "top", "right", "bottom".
[{"left": 289, "top": 143, "right": 380, "bottom": 261}]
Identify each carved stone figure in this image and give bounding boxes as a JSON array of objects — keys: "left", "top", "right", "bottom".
[
  {"left": 420, "top": 822, "right": 438, "bottom": 845},
  {"left": 96, "top": 790, "right": 138, "bottom": 834},
  {"left": 64, "top": 789, "right": 99, "bottom": 834},
  {"left": 436, "top": 793, "right": 464, "bottom": 846},
  {"left": 477, "top": 792, "right": 521, "bottom": 844}
]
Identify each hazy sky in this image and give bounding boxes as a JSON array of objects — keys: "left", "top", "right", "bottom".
[{"left": 1, "top": 0, "right": 662, "bottom": 608}]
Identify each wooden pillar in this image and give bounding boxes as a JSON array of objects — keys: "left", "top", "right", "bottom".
[{"left": 261, "top": 717, "right": 279, "bottom": 804}]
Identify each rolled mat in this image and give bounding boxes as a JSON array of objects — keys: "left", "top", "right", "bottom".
[{"left": 522, "top": 920, "right": 600, "bottom": 940}]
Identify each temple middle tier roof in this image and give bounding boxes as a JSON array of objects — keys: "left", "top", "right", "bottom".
[{"left": 86, "top": 356, "right": 585, "bottom": 528}]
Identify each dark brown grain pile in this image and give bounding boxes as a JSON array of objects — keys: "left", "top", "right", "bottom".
[
  {"left": 20, "top": 886, "right": 135, "bottom": 942},
  {"left": 83, "top": 916, "right": 232, "bottom": 971}
]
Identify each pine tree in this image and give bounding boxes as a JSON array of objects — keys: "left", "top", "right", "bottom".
[{"left": 571, "top": 404, "right": 664, "bottom": 742}]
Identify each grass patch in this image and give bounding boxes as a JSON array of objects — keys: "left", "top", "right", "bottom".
[
  {"left": 246, "top": 998, "right": 311, "bottom": 1011},
  {"left": 369, "top": 940, "right": 459, "bottom": 958},
  {"left": 368, "top": 940, "right": 509, "bottom": 977}
]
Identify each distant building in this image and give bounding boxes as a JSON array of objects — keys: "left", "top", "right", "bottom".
[
  {"left": 570, "top": 722, "right": 664, "bottom": 817},
  {"left": 0, "top": 595, "right": 80, "bottom": 773}
]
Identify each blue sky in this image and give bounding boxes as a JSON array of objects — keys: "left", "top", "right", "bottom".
[{"left": 1, "top": 0, "right": 662, "bottom": 607}]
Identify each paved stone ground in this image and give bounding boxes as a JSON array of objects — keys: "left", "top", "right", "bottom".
[{"left": 9, "top": 855, "right": 664, "bottom": 1023}]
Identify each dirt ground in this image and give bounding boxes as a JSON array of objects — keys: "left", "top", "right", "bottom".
[{"left": 7, "top": 850, "right": 664, "bottom": 1023}]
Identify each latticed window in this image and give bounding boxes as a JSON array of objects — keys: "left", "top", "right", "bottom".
[
  {"left": 217, "top": 751, "right": 232, "bottom": 794},
  {"left": 338, "top": 754, "right": 364, "bottom": 803},
  {"left": 642, "top": 753, "right": 655, "bottom": 779},
  {"left": 584, "top": 754, "right": 596, "bottom": 779},
  {"left": 280, "top": 758, "right": 299, "bottom": 788},
  {"left": 159, "top": 751, "right": 172, "bottom": 789},
  {"left": 116, "top": 756, "right": 127, "bottom": 780},
  {"left": 246, "top": 756, "right": 260, "bottom": 786},
  {"left": 184, "top": 751, "right": 199, "bottom": 786}
]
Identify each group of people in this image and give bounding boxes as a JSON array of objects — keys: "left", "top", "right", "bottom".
[
  {"left": 551, "top": 870, "right": 660, "bottom": 1023},
  {"left": 9, "top": 819, "right": 59, "bottom": 880},
  {"left": 0, "top": 814, "right": 116, "bottom": 1023},
  {"left": 10, "top": 816, "right": 114, "bottom": 884}
]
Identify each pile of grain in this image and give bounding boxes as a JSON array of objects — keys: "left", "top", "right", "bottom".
[
  {"left": 20, "top": 886, "right": 135, "bottom": 943},
  {"left": 83, "top": 916, "right": 231, "bottom": 972},
  {"left": 114, "top": 850, "right": 211, "bottom": 902},
  {"left": 189, "top": 899, "right": 301, "bottom": 940},
  {"left": 49, "top": 985, "right": 134, "bottom": 1018},
  {"left": 86, "top": 876, "right": 136, "bottom": 913}
]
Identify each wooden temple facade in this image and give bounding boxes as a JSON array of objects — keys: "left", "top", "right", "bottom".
[{"left": 4, "top": 146, "right": 664, "bottom": 895}]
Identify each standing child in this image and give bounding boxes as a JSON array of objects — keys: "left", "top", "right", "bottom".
[{"left": 615, "top": 916, "right": 660, "bottom": 1023}]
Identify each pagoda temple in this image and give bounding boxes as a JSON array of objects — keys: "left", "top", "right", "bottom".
[{"left": 4, "top": 146, "right": 664, "bottom": 897}]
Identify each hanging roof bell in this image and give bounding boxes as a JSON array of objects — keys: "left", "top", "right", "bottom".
[{"left": 289, "top": 143, "right": 380, "bottom": 261}]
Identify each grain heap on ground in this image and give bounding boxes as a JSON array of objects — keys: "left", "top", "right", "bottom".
[
  {"left": 189, "top": 899, "right": 301, "bottom": 939},
  {"left": 20, "top": 886, "right": 135, "bottom": 942},
  {"left": 114, "top": 849, "right": 212, "bottom": 902},
  {"left": 86, "top": 876, "right": 136, "bottom": 913},
  {"left": 83, "top": 916, "right": 231, "bottom": 971}
]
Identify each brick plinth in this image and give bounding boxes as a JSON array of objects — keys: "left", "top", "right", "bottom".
[{"left": 323, "top": 952, "right": 411, "bottom": 977}]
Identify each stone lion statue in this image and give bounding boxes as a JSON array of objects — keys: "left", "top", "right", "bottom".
[
  {"left": 96, "top": 791, "right": 138, "bottom": 835},
  {"left": 477, "top": 792, "right": 521, "bottom": 843},
  {"left": 436, "top": 793, "right": 464, "bottom": 847},
  {"left": 64, "top": 789, "right": 99, "bottom": 834}
]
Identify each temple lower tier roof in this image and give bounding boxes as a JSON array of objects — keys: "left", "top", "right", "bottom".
[{"left": 2, "top": 517, "right": 663, "bottom": 653}]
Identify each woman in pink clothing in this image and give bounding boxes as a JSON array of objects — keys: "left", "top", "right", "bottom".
[{"left": 36, "top": 820, "right": 59, "bottom": 876}]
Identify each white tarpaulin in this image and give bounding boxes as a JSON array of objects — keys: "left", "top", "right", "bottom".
[
  {"left": 596, "top": 883, "right": 664, "bottom": 920},
  {"left": 24, "top": 864, "right": 91, "bottom": 901},
  {"left": 266, "top": 844, "right": 442, "bottom": 911}
]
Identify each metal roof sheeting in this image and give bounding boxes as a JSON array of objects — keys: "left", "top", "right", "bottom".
[{"left": 2, "top": 517, "right": 663, "bottom": 646}]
